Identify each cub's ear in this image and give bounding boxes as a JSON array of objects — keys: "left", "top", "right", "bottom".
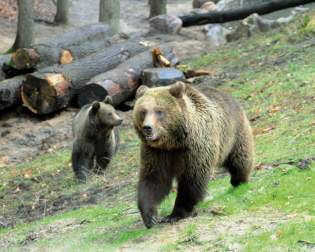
[
  {"left": 135, "top": 85, "right": 149, "bottom": 99},
  {"left": 104, "top": 96, "right": 113, "bottom": 105},
  {"left": 169, "top": 82, "right": 185, "bottom": 99},
  {"left": 91, "top": 101, "right": 100, "bottom": 113}
]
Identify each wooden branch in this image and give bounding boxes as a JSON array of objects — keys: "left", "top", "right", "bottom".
[{"left": 179, "top": 0, "right": 314, "bottom": 27}]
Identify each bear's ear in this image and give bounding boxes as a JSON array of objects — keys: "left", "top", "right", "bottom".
[
  {"left": 91, "top": 101, "right": 100, "bottom": 114},
  {"left": 135, "top": 85, "right": 149, "bottom": 99},
  {"left": 169, "top": 82, "right": 185, "bottom": 99},
  {"left": 104, "top": 96, "right": 113, "bottom": 105}
]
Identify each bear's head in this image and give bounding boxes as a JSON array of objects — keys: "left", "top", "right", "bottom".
[
  {"left": 133, "top": 82, "right": 187, "bottom": 149},
  {"left": 90, "top": 96, "right": 123, "bottom": 129}
]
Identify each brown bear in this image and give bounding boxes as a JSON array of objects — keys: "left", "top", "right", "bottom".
[
  {"left": 72, "top": 96, "right": 123, "bottom": 181},
  {"left": 133, "top": 82, "right": 254, "bottom": 228}
]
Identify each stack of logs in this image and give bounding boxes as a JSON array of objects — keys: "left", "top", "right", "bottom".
[{"left": 0, "top": 23, "right": 181, "bottom": 114}]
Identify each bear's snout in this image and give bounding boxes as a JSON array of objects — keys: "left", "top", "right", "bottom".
[{"left": 143, "top": 125, "right": 153, "bottom": 135}]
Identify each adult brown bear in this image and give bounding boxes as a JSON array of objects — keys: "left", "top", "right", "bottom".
[{"left": 133, "top": 82, "right": 254, "bottom": 228}]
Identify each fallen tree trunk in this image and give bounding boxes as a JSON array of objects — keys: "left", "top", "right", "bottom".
[
  {"left": 11, "top": 38, "right": 113, "bottom": 70},
  {"left": 0, "top": 76, "right": 25, "bottom": 110},
  {"left": 21, "top": 40, "right": 149, "bottom": 114},
  {"left": 179, "top": 0, "right": 314, "bottom": 27},
  {"left": 77, "top": 47, "right": 177, "bottom": 107}
]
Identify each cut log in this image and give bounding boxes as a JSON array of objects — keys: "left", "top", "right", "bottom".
[
  {"left": 179, "top": 0, "right": 314, "bottom": 27},
  {"left": 77, "top": 47, "right": 178, "bottom": 107},
  {"left": 142, "top": 68, "right": 185, "bottom": 87},
  {"left": 21, "top": 73, "right": 70, "bottom": 114},
  {"left": 40, "top": 23, "right": 113, "bottom": 48},
  {"left": 12, "top": 39, "right": 113, "bottom": 70},
  {"left": 0, "top": 76, "right": 25, "bottom": 110},
  {"left": 21, "top": 40, "right": 149, "bottom": 114}
]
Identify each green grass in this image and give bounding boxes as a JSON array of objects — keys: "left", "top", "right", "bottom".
[{"left": 1, "top": 11, "right": 315, "bottom": 252}]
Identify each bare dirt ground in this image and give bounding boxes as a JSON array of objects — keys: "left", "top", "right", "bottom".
[{"left": 0, "top": 0, "right": 213, "bottom": 166}]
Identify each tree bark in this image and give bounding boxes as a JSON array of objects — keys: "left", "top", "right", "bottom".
[
  {"left": 77, "top": 47, "right": 177, "bottom": 107},
  {"left": 99, "top": 0, "right": 120, "bottom": 34},
  {"left": 21, "top": 40, "right": 148, "bottom": 114},
  {"left": 150, "top": 0, "right": 167, "bottom": 18},
  {"left": 0, "top": 76, "right": 25, "bottom": 110},
  {"left": 180, "top": 0, "right": 315, "bottom": 27},
  {"left": 11, "top": 38, "right": 113, "bottom": 70},
  {"left": 54, "top": 0, "right": 69, "bottom": 24},
  {"left": 12, "top": 0, "right": 34, "bottom": 51}
]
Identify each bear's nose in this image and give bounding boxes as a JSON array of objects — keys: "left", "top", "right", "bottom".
[{"left": 143, "top": 125, "right": 153, "bottom": 135}]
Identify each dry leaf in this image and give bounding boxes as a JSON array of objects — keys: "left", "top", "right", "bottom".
[
  {"left": 269, "top": 106, "right": 281, "bottom": 113},
  {"left": 262, "top": 125, "right": 276, "bottom": 133}
]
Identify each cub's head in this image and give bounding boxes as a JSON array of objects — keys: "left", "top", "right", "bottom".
[
  {"left": 90, "top": 96, "right": 123, "bottom": 128},
  {"left": 132, "top": 82, "right": 187, "bottom": 149}
]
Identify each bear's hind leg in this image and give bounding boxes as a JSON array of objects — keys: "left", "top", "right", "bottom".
[
  {"left": 162, "top": 174, "right": 207, "bottom": 223},
  {"left": 225, "top": 134, "right": 254, "bottom": 187},
  {"left": 138, "top": 174, "right": 172, "bottom": 229}
]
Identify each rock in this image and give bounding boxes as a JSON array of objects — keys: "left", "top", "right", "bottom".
[
  {"left": 141, "top": 68, "right": 185, "bottom": 87},
  {"left": 193, "top": 0, "right": 219, "bottom": 8},
  {"left": 226, "top": 12, "right": 297, "bottom": 42},
  {"left": 201, "top": 1, "right": 217, "bottom": 11},
  {"left": 203, "top": 24, "right": 230, "bottom": 46},
  {"left": 149, "top": 15, "right": 183, "bottom": 34}
]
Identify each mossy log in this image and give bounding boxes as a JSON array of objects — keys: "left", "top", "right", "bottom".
[
  {"left": 21, "top": 40, "right": 148, "bottom": 114},
  {"left": 0, "top": 76, "right": 25, "bottom": 110},
  {"left": 0, "top": 54, "right": 11, "bottom": 81},
  {"left": 77, "top": 47, "right": 177, "bottom": 107}
]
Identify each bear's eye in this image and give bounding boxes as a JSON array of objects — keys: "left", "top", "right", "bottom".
[
  {"left": 107, "top": 112, "right": 112, "bottom": 117},
  {"left": 156, "top": 110, "right": 164, "bottom": 119},
  {"left": 139, "top": 110, "right": 146, "bottom": 119}
]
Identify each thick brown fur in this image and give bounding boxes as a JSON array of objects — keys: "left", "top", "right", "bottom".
[
  {"left": 132, "top": 82, "right": 254, "bottom": 228},
  {"left": 72, "top": 96, "right": 123, "bottom": 181}
]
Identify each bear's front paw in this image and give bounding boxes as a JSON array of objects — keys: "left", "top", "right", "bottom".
[
  {"left": 142, "top": 214, "right": 158, "bottom": 229},
  {"left": 160, "top": 211, "right": 197, "bottom": 224}
]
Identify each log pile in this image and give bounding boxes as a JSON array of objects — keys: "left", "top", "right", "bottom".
[
  {"left": 0, "top": 23, "right": 182, "bottom": 114},
  {"left": 77, "top": 47, "right": 178, "bottom": 108}
]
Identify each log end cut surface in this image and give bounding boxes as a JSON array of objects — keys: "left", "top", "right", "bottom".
[
  {"left": 21, "top": 73, "right": 70, "bottom": 114},
  {"left": 12, "top": 48, "right": 40, "bottom": 70},
  {"left": 77, "top": 82, "right": 109, "bottom": 108}
]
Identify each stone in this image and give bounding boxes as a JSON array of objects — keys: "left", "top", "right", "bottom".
[
  {"left": 193, "top": 0, "right": 219, "bottom": 8},
  {"left": 201, "top": 1, "right": 217, "bottom": 11},
  {"left": 149, "top": 15, "right": 183, "bottom": 34},
  {"left": 203, "top": 24, "right": 230, "bottom": 46}
]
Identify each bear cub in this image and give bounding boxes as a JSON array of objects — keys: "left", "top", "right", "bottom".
[
  {"left": 133, "top": 82, "right": 254, "bottom": 228},
  {"left": 72, "top": 96, "right": 123, "bottom": 181}
]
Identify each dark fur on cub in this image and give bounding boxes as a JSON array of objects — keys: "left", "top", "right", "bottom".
[
  {"left": 72, "top": 96, "right": 123, "bottom": 181},
  {"left": 133, "top": 82, "right": 254, "bottom": 228}
]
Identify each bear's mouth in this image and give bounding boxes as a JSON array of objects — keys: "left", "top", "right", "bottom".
[{"left": 144, "top": 134, "right": 159, "bottom": 142}]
